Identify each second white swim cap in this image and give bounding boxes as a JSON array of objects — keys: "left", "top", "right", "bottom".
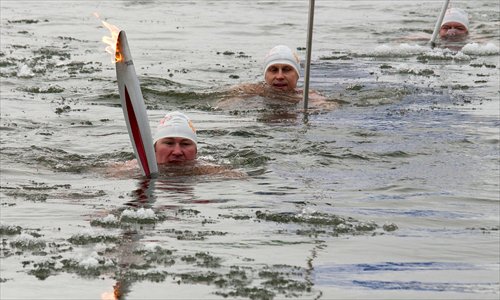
[
  {"left": 263, "top": 45, "right": 301, "bottom": 78},
  {"left": 441, "top": 8, "right": 469, "bottom": 31}
]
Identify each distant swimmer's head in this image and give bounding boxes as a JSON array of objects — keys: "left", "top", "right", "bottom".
[
  {"left": 263, "top": 45, "right": 301, "bottom": 92},
  {"left": 153, "top": 111, "right": 197, "bottom": 164},
  {"left": 440, "top": 8, "right": 469, "bottom": 41}
]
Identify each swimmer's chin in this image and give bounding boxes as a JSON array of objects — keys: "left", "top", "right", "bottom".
[
  {"left": 158, "top": 160, "right": 196, "bottom": 165},
  {"left": 440, "top": 35, "right": 468, "bottom": 42},
  {"left": 271, "top": 84, "right": 293, "bottom": 92}
]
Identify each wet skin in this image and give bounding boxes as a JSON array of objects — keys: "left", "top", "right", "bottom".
[
  {"left": 154, "top": 137, "right": 197, "bottom": 164},
  {"left": 264, "top": 64, "right": 299, "bottom": 92},
  {"left": 439, "top": 22, "right": 468, "bottom": 41}
]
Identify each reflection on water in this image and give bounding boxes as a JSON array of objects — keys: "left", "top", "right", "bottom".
[
  {"left": 124, "top": 178, "right": 156, "bottom": 208},
  {"left": 0, "top": 0, "right": 499, "bottom": 299}
]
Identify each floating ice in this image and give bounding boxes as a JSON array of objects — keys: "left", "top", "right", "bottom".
[
  {"left": 395, "top": 65, "right": 437, "bottom": 76},
  {"left": 74, "top": 228, "right": 120, "bottom": 238},
  {"left": 79, "top": 256, "right": 99, "bottom": 269},
  {"left": 421, "top": 47, "right": 449, "bottom": 59},
  {"left": 298, "top": 207, "right": 317, "bottom": 218},
  {"left": 371, "top": 43, "right": 476, "bottom": 61},
  {"left": 372, "top": 44, "right": 428, "bottom": 57},
  {"left": 13, "top": 233, "right": 37, "bottom": 242},
  {"left": 144, "top": 242, "right": 160, "bottom": 251},
  {"left": 101, "top": 214, "right": 118, "bottom": 223},
  {"left": 77, "top": 251, "right": 115, "bottom": 269},
  {"left": 17, "top": 64, "right": 35, "bottom": 78},
  {"left": 93, "top": 242, "right": 108, "bottom": 252},
  {"left": 10, "top": 233, "right": 46, "bottom": 250},
  {"left": 68, "top": 228, "right": 120, "bottom": 245},
  {"left": 0, "top": 223, "right": 22, "bottom": 235},
  {"left": 90, "top": 214, "right": 120, "bottom": 228},
  {"left": 121, "top": 208, "right": 156, "bottom": 220},
  {"left": 453, "top": 51, "right": 472, "bottom": 61},
  {"left": 462, "top": 43, "right": 499, "bottom": 56}
]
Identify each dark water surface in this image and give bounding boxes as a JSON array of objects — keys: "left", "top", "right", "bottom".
[{"left": 1, "top": 1, "right": 499, "bottom": 299}]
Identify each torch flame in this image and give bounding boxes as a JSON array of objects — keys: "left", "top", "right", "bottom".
[
  {"left": 101, "top": 291, "right": 116, "bottom": 300},
  {"left": 100, "top": 281, "right": 122, "bottom": 300},
  {"left": 96, "top": 13, "right": 122, "bottom": 63}
]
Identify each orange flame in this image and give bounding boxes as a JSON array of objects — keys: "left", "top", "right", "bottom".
[
  {"left": 101, "top": 291, "right": 116, "bottom": 300},
  {"left": 100, "top": 281, "right": 122, "bottom": 300},
  {"left": 96, "top": 13, "right": 122, "bottom": 63}
]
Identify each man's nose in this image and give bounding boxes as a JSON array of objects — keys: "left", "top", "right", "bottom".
[
  {"left": 172, "top": 143, "right": 183, "bottom": 154},
  {"left": 276, "top": 69, "right": 285, "bottom": 79}
]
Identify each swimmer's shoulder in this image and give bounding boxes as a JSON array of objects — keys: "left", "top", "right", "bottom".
[
  {"left": 228, "top": 82, "right": 266, "bottom": 96},
  {"left": 102, "top": 159, "right": 141, "bottom": 178},
  {"left": 192, "top": 160, "right": 247, "bottom": 178}
]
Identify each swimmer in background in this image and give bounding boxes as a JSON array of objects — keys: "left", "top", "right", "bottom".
[
  {"left": 439, "top": 8, "right": 469, "bottom": 42},
  {"left": 404, "top": 7, "right": 470, "bottom": 46},
  {"left": 218, "top": 45, "right": 336, "bottom": 110},
  {"left": 107, "top": 111, "right": 243, "bottom": 177}
]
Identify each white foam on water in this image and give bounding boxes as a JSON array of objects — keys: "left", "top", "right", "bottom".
[
  {"left": 298, "top": 206, "right": 317, "bottom": 218},
  {"left": 372, "top": 43, "right": 428, "bottom": 57},
  {"left": 371, "top": 43, "right": 477, "bottom": 61},
  {"left": 79, "top": 256, "right": 100, "bottom": 269},
  {"left": 73, "top": 228, "right": 119, "bottom": 238},
  {"left": 17, "top": 64, "right": 35, "bottom": 78},
  {"left": 13, "top": 233, "right": 38, "bottom": 243},
  {"left": 93, "top": 242, "right": 108, "bottom": 253},
  {"left": 394, "top": 63, "right": 425, "bottom": 74},
  {"left": 144, "top": 242, "right": 160, "bottom": 251},
  {"left": 462, "top": 42, "right": 500, "bottom": 56},
  {"left": 421, "top": 47, "right": 454, "bottom": 59},
  {"left": 101, "top": 214, "right": 118, "bottom": 223},
  {"left": 78, "top": 251, "right": 115, "bottom": 269},
  {"left": 453, "top": 51, "right": 472, "bottom": 61},
  {"left": 77, "top": 228, "right": 99, "bottom": 236},
  {"left": 120, "top": 208, "right": 157, "bottom": 220}
]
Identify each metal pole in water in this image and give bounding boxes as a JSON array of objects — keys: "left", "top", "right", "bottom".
[
  {"left": 429, "top": 0, "right": 451, "bottom": 48},
  {"left": 303, "top": 0, "right": 315, "bottom": 110}
]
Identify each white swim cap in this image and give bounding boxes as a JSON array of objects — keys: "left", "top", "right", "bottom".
[
  {"left": 263, "top": 45, "right": 301, "bottom": 78},
  {"left": 153, "top": 111, "right": 197, "bottom": 146},
  {"left": 441, "top": 8, "right": 469, "bottom": 31}
]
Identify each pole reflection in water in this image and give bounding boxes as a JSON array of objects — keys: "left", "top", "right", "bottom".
[
  {"left": 106, "top": 178, "right": 156, "bottom": 300},
  {"left": 103, "top": 175, "right": 219, "bottom": 299},
  {"left": 124, "top": 177, "right": 157, "bottom": 208}
]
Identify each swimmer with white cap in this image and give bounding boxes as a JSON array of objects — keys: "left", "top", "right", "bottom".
[
  {"left": 439, "top": 8, "right": 469, "bottom": 41},
  {"left": 217, "top": 45, "right": 334, "bottom": 111},
  {"left": 263, "top": 45, "right": 301, "bottom": 92},
  {"left": 105, "top": 112, "right": 245, "bottom": 177},
  {"left": 153, "top": 111, "right": 197, "bottom": 164},
  {"left": 262, "top": 45, "right": 328, "bottom": 103}
]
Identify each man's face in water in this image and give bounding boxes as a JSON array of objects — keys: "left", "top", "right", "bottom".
[
  {"left": 439, "top": 22, "right": 468, "bottom": 41},
  {"left": 155, "top": 137, "right": 197, "bottom": 164},
  {"left": 265, "top": 64, "right": 299, "bottom": 92}
]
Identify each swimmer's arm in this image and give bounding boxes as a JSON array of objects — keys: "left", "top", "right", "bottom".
[
  {"left": 217, "top": 83, "right": 264, "bottom": 109},
  {"left": 102, "top": 159, "right": 141, "bottom": 178},
  {"left": 399, "top": 32, "right": 432, "bottom": 41}
]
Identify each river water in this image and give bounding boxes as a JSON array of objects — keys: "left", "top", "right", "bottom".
[{"left": 1, "top": 1, "right": 499, "bottom": 299}]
